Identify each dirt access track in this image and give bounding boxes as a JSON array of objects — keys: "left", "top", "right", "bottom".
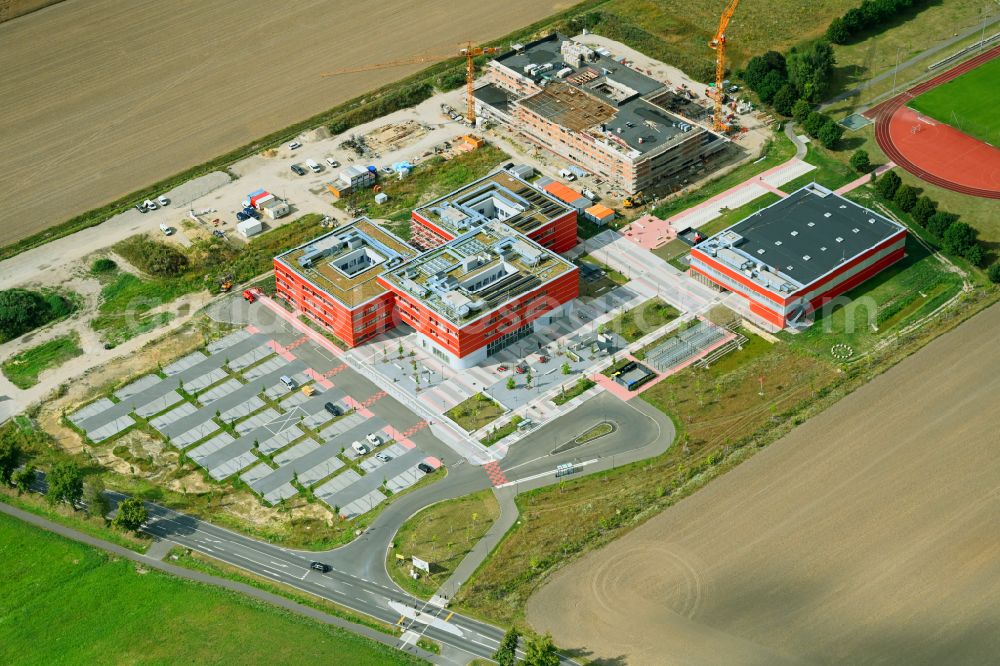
[
  {"left": 528, "top": 304, "right": 1000, "bottom": 665},
  {"left": 0, "top": 0, "right": 565, "bottom": 246}
]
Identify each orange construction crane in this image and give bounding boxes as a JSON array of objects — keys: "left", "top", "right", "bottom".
[
  {"left": 320, "top": 42, "right": 499, "bottom": 125},
  {"left": 708, "top": 0, "right": 741, "bottom": 132}
]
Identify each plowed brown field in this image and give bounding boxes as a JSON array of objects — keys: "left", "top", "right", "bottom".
[
  {"left": 0, "top": 0, "right": 566, "bottom": 245},
  {"left": 528, "top": 303, "right": 1000, "bottom": 665}
]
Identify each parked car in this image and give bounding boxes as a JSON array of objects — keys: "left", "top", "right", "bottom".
[
  {"left": 324, "top": 402, "right": 342, "bottom": 417},
  {"left": 242, "top": 289, "right": 256, "bottom": 303},
  {"left": 375, "top": 452, "right": 392, "bottom": 463},
  {"left": 351, "top": 441, "right": 369, "bottom": 456},
  {"left": 366, "top": 433, "right": 382, "bottom": 447},
  {"left": 309, "top": 561, "right": 331, "bottom": 572},
  {"left": 280, "top": 375, "right": 297, "bottom": 390},
  {"left": 306, "top": 159, "right": 322, "bottom": 173},
  {"left": 143, "top": 199, "right": 158, "bottom": 211},
  {"left": 325, "top": 157, "right": 340, "bottom": 168},
  {"left": 157, "top": 195, "right": 170, "bottom": 206},
  {"left": 159, "top": 224, "right": 174, "bottom": 236},
  {"left": 290, "top": 164, "right": 307, "bottom": 176},
  {"left": 288, "top": 141, "right": 302, "bottom": 150},
  {"left": 381, "top": 166, "right": 394, "bottom": 175},
  {"left": 243, "top": 207, "right": 260, "bottom": 219},
  {"left": 514, "top": 362, "right": 529, "bottom": 374},
  {"left": 135, "top": 204, "right": 147, "bottom": 214},
  {"left": 301, "top": 385, "right": 316, "bottom": 397},
  {"left": 236, "top": 212, "right": 249, "bottom": 221},
  {"left": 417, "top": 462, "right": 435, "bottom": 474}
]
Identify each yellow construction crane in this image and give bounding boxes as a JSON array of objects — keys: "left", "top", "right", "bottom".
[
  {"left": 708, "top": 0, "right": 741, "bottom": 132},
  {"left": 320, "top": 42, "right": 499, "bottom": 125}
]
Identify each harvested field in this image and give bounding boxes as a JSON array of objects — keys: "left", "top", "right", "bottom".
[
  {"left": 0, "top": 0, "right": 565, "bottom": 245},
  {"left": 528, "top": 303, "right": 1000, "bottom": 665}
]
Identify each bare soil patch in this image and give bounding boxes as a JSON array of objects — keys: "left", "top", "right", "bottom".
[
  {"left": 0, "top": 0, "right": 565, "bottom": 245},
  {"left": 528, "top": 304, "right": 1000, "bottom": 665}
]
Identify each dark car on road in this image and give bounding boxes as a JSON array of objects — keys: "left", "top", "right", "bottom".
[
  {"left": 290, "top": 164, "right": 307, "bottom": 176},
  {"left": 310, "top": 561, "right": 331, "bottom": 573},
  {"left": 417, "top": 462, "right": 435, "bottom": 474},
  {"left": 324, "top": 402, "right": 342, "bottom": 417}
]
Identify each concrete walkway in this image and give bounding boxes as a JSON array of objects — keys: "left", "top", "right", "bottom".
[
  {"left": 0, "top": 501, "right": 437, "bottom": 663},
  {"left": 835, "top": 161, "right": 896, "bottom": 195}
]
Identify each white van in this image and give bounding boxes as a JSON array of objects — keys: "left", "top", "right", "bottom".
[
  {"left": 558, "top": 168, "right": 576, "bottom": 181},
  {"left": 305, "top": 159, "right": 322, "bottom": 173},
  {"left": 351, "top": 441, "right": 369, "bottom": 456},
  {"left": 325, "top": 157, "right": 340, "bottom": 168},
  {"left": 280, "top": 375, "right": 297, "bottom": 390}
]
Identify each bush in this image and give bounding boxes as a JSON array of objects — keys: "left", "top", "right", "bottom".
[
  {"left": 772, "top": 84, "right": 798, "bottom": 116},
  {"left": 911, "top": 196, "right": 937, "bottom": 226},
  {"left": 942, "top": 222, "right": 978, "bottom": 257},
  {"left": 876, "top": 171, "right": 902, "bottom": 200},
  {"left": 91, "top": 258, "right": 117, "bottom": 273},
  {"left": 113, "top": 236, "right": 189, "bottom": 278},
  {"left": 963, "top": 243, "right": 984, "bottom": 267},
  {"left": 893, "top": 184, "right": 917, "bottom": 212},
  {"left": 926, "top": 211, "right": 958, "bottom": 238},
  {"left": 817, "top": 120, "right": 844, "bottom": 149},
  {"left": 849, "top": 149, "right": 872, "bottom": 173},
  {"left": 987, "top": 264, "right": 1000, "bottom": 284},
  {"left": 804, "top": 111, "right": 828, "bottom": 136},
  {"left": 0, "top": 289, "right": 73, "bottom": 342}
]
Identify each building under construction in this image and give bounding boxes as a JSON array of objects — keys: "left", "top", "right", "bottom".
[{"left": 474, "top": 34, "right": 727, "bottom": 194}]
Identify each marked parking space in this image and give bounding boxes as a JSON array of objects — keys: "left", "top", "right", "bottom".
[
  {"left": 219, "top": 396, "right": 265, "bottom": 422},
  {"left": 258, "top": 425, "right": 307, "bottom": 455},
  {"left": 229, "top": 345, "right": 274, "bottom": 371},
  {"left": 359, "top": 456, "right": 386, "bottom": 473},
  {"left": 205, "top": 329, "right": 251, "bottom": 354},
  {"left": 135, "top": 390, "right": 184, "bottom": 418},
  {"left": 274, "top": 439, "right": 319, "bottom": 465},
  {"left": 263, "top": 482, "right": 298, "bottom": 504},
  {"left": 239, "top": 463, "right": 273, "bottom": 486},
  {"left": 209, "top": 450, "right": 259, "bottom": 481},
  {"left": 235, "top": 408, "right": 280, "bottom": 434},
  {"left": 149, "top": 402, "right": 197, "bottom": 430},
  {"left": 184, "top": 367, "right": 228, "bottom": 393},
  {"left": 163, "top": 351, "right": 208, "bottom": 376},
  {"left": 298, "top": 453, "right": 345, "bottom": 487},
  {"left": 279, "top": 391, "right": 309, "bottom": 408},
  {"left": 245, "top": 356, "right": 287, "bottom": 380},
  {"left": 386, "top": 467, "right": 422, "bottom": 494},
  {"left": 67, "top": 398, "right": 115, "bottom": 426},
  {"left": 314, "top": 469, "right": 362, "bottom": 503},
  {"left": 87, "top": 415, "right": 136, "bottom": 443},
  {"left": 197, "top": 378, "right": 242, "bottom": 404},
  {"left": 113, "top": 374, "right": 160, "bottom": 400},
  {"left": 319, "top": 412, "right": 366, "bottom": 439},
  {"left": 189, "top": 432, "right": 236, "bottom": 464},
  {"left": 340, "top": 489, "right": 387, "bottom": 519},
  {"left": 173, "top": 422, "right": 221, "bottom": 448}
]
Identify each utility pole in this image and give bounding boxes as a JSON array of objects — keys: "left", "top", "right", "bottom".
[{"left": 891, "top": 46, "right": 902, "bottom": 97}]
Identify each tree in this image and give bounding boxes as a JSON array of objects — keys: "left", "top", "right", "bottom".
[
  {"left": 83, "top": 476, "right": 110, "bottom": 520},
  {"left": 849, "top": 149, "right": 872, "bottom": 173},
  {"left": 963, "top": 243, "right": 984, "bottom": 267},
  {"left": 524, "top": 633, "right": 560, "bottom": 666},
  {"left": 506, "top": 377, "right": 516, "bottom": 391},
  {"left": 0, "top": 435, "right": 20, "bottom": 484},
  {"left": 0, "top": 288, "right": 51, "bottom": 342},
  {"left": 942, "top": 222, "right": 978, "bottom": 257},
  {"left": 771, "top": 84, "right": 798, "bottom": 116},
  {"left": 12, "top": 465, "right": 35, "bottom": 494},
  {"left": 803, "top": 111, "right": 828, "bottom": 137},
  {"left": 876, "top": 171, "right": 902, "bottom": 200},
  {"left": 787, "top": 41, "right": 836, "bottom": 102},
  {"left": 113, "top": 497, "right": 148, "bottom": 532},
  {"left": 817, "top": 121, "right": 844, "bottom": 149},
  {"left": 987, "top": 263, "right": 1000, "bottom": 284},
  {"left": 756, "top": 69, "right": 787, "bottom": 104},
  {"left": 493, "top": 627, "right": 520, "bottom": 666},
  {"left": 826, "top": 16, "right": 851, "bottom": 44},
  {"left": 911, "top": 196, "right": 937, "bottom": 226},
  {"left": 561, "top": 362, "right": 571, "bottom": 375},
  {"left": 893, "top": 184, "right": 917, "bottom": 212},
  {"left": 46, "top": 461, "right": 84, "bottom": 507},
  {"left": 792, "top": 98, "right": 812, "bottom": 124},
  {"left": 926, "top": 211, "right": 959, "bottom": 238},
  {"left": 742, "top": 51, "right": 786, "bottom": 91}
]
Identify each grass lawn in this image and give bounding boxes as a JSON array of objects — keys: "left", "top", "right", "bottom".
[
  {"left": 387, "top": 489, "right": 500, "bottom": 599},
  {"left": 577, "top": 253, "right": 629, "bottom": 285},
  {"left": 335, "top": 145, "right": 509, "bottom": 239},
  {"left": 1, "top": 333, "right": 83, "bottom": 389},
  {"left": 481, "top": 415, "right": 523, "bottom": 446},
  {"left": 0, "top": 514, "right": 426, "bottom": 666},
  {"left": 455, "top": 340, "right": 840, "bottom": 627},
  {"left": 780, "top": 144, "right": 858, "bottom": 194},
  {"left": 652, "top": 238, "right": 691, "bottom": 264},
  {"left": 446, "top": 393, "right": 505, "bottom": 432},
  {"left": 651, "top": 132, "right": 796, "bottom": 221},
  {"left": 604, "top": 297, "right": 680, "bottom": 343},
  {"left": 910, "top": 57, "right": 1000, "bottom": 145},
  {"left": 90, "top": 272, "right": 198, "bottom": 347},
  {"left": 552, "top": 377, "right": 596, "bottom": 406}
]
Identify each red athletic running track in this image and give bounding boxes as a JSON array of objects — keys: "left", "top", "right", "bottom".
[{"left": 864, "top": 44, "right": 1000, "bottom": 199}]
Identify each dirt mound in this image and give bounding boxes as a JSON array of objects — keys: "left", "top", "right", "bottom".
[{"left": 528, "top": 303, "right": 1000, "bottom": 665}]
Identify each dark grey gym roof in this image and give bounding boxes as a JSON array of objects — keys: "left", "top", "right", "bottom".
[{"left": 696, "top": 183, "right": 905, "bottom": 286}]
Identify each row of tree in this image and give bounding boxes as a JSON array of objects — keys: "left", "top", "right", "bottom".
[
  {"left": 0, "top": 427, "right": 147, "bottom": 532},
  {"left": 493, "top": 627, "right": 560, "bottom": 666},
  {"left": 826, "top": 0, "right": 929, "bottom": 45},
  {"left": 792, "top": 104, "right": 845, "bottom": 150},
  {"left": 874, "top": 171, "right": 986, "bottom": 266}
]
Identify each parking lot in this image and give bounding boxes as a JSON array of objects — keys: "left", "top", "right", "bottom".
[{"left": 68, "top": 325, "right": 444, "bottom": 519}]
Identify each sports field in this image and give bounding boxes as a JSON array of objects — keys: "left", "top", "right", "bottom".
[
  {"left": 910, "top": 56, "right": 1000, "bottom": 145},
  {"left": 528, "top": 301, "right": 1000, "bottom": 665},
  {"left": 0, "top": 513, "right": 425, "bottom": 665}
]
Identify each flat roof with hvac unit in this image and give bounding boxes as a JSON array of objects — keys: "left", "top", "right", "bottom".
[
  {"left": 274, "top": 218, "right": 417, "bottom": 308},
  {"left": 379, "top": 220, "right": 575, "bottom": 326}
]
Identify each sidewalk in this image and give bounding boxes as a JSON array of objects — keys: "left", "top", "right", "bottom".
[{"left": 835, "top": 162, "right": 895, "bottom": 195}]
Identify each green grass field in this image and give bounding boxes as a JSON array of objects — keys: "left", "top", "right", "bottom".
[
  {"left": 910, "top": 57, "right": 1000, "bottom": 146},
  {"left": 1, "top": 333, "right": 83, "bottom": 389},
  {"left": 0, "top": 514, "right": 425, "bottom": 666}
]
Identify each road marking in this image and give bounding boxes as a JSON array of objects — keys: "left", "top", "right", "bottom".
[{"left": 445, "top": 611, "right": 454, "bottom": 621}]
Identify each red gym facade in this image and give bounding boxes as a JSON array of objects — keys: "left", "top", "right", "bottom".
[{"left": 689, "top": 183, "right": 907, "bottom": 329}]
